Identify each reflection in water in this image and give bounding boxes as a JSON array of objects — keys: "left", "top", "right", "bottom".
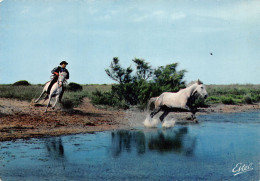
[
  {"left": 148, "top": 127, "right": 196, "bottom": 156},
  {"left": 44, "top": 137, "right": 66, "bottom": 171},
  {"left": 111, "top": 127, "right": 196, "bottom": 157},
  {"left": 45, "top": 137, "right": 65, "bottom": 160},
  {"left": 111, "top": 131, "right": 146, "bottom": 156}
]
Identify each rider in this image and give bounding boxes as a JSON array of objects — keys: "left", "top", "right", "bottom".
[{"left": 46, "top": 61, "right": 70, "bottom": 100}]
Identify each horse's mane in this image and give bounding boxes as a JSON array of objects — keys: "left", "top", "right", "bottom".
[
  {"left": 60, "top": 72, "right": 67, "bottom": 76},
  {"left": 186, "top": 79, "right": 203, "bottom": 87}
]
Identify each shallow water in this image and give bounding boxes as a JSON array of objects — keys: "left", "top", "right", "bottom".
[{"left": 0, "top": 111, "right": 259, "bottom": 180}]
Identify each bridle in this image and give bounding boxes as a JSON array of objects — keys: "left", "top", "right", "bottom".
[
  {"left": 191, "top": 85, "right": 199, "bottom": 98},
  {"left": 58, "top": 73, "right": 67, "bottom": 87}
]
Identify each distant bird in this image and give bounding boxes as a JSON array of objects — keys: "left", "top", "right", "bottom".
[{"left": 210, "top": 53, "right": 213, "bottom": 55}]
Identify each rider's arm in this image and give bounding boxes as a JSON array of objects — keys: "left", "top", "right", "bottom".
[
  {"left": 66, "top": 70, "right": 70, "bottom": 79},
  {"left": 51, "top": 67, "right": 60, "bottom": 76}
]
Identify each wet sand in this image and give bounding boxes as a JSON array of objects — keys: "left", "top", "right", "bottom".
[
  {"left": 0, "top": 98, "right": 128, "bottom": 141},
  {"left": 0, "top": 98, "right": 259, "bottom": 141}
]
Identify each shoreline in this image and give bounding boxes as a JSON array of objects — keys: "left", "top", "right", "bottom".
[{"left": 0, "top": 98, "right": 259, "bottom": 142}]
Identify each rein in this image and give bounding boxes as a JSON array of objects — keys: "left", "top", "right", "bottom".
[{"left": 58, "top": 74, "right": 68, "bottom": 87}]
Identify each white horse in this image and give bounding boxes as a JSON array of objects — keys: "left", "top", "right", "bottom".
[
  {"left": 35, "top": 72, "right": 67, "bottom": 112},
  {"left": 145, "top": 80, "right": 208, "bottom": 126}
]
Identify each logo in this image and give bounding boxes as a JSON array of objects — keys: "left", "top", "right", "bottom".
[{"left": 232, "top": 162, "right": 254, "bottom": 176}]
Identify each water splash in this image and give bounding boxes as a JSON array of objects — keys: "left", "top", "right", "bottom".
[
  {"left": 143, "top": 115, "right": 160, "bottom": 128},
  {"left": 162, "top": 118, "right": 176, "bottom": 128},
  {"left": 143, "top": 114, "right": 176, "bottom": 128}
]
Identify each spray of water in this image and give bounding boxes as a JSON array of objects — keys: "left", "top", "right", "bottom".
[
  {"left": 162, "top": 118, "right": 176, "bottom": 128},
  {"left": 143, "top": 115, "right": 160, "bottom": 128},
  {"left": 143, "top": 113, "right": 177, "bottom": 128}
]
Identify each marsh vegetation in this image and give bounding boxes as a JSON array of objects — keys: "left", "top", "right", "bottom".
[{"left": 0, "top": 58, "right": 259, "bottom": 109}]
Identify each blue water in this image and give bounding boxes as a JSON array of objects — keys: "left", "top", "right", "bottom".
[{"left": 0, "top": 111, "right": 259, "bottom": 180}]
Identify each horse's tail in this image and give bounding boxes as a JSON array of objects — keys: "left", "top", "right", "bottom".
[{"left": 146, "top": 97, "right": 158, "bottom": 112}]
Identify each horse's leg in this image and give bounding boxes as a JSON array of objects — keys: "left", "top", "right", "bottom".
[
  {"left": 185, "top": 105, "right": 198, "bottom": 122},
  {"left": 59, "top": 88, "right": 65, "bottom": 103},
  {"left": 45, "top": 96, "right": 52, "bottom": 113},
  {"left": 150, "top": 107, "right": 161, "bottom": 118},
  {"left": 35, "top": 83, "right": 49, "bottom": 103},
  {"left": 52, "top": 96, "right": 59, "bottom": 110},
  {"left": 191, "top": 109, "right": 198, "bottom": 123},
  {"left": 35, "top": 91, "right": 46, "bottom": 103},
  {"left": 159, "top": 110, "right": 169, "bottom": 122}
]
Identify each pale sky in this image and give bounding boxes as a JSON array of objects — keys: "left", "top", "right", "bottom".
[{"left": 0, "top": 0, "right": 260, "bottom": 84}]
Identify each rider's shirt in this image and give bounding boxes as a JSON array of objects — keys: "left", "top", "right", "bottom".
[
  {"left": 51, "top": 66, "right": 70, "bottom": 79},
  {"left": 60, "top": 68, "right": 66, "bottom": 72}
]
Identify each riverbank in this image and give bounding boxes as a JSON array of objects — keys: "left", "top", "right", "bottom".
[
  {"left": 0, "top": 98, "right": 259, "bottom": 141},
  {"left": 0, "top": 98, "right": 128, "bottom": 141}
]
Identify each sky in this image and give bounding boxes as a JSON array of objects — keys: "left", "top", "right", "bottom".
[{"left": 0, "top": 0, "right": 260, "bottom": 85}]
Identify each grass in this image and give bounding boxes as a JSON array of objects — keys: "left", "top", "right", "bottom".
[
  {"left": 0, "top": 84, "right": 112, "bottom": 108},
  {"left": 61, "top": 84, "right": 111, "bottom": 108},
  {"left": 0, "top": 85, "right": 43, "bottom": 101},
  {"left": 0, "top": 83, "right": 259, "bottom": 108},
  {"left": 205, "top": 84, "right": 260, "bottom": 105}
]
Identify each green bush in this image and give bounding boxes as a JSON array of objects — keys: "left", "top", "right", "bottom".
[
  {"left": 68, "top": 82, "right": 83, "bottom": 92},
  {"left": 13, "top": 80, "right": 31, "bottom": 86},
  {"left": 221, "top": 96, "right": 236, "bottom": 105},
  {"left": 194, "top": 97, "right": 209, "bottom": 108},
  {"left": 243, "top": 95, "right": 253, "bottom": 104},
  {"left": 206, "top": 96, "right": 221, "bottom": 104},
  {"left": 252, "top": 94, "right": 260, "bottom": 103},
  {"left": 91, "top": 90, "right": 129, "bottom": 109},
  {"left": 91, "top": 57, "right": 186, "bottom": 109},
  {"left": 61, "top": 88, "right": 89, "bottom": 108}
]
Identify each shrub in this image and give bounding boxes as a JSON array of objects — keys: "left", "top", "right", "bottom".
[
  {"left": 221, "top": 96, "right": 236, "bottom": 105},
  {"left": 194, "top": 97, "right": 209, "bottom": 108},
  {"left": 206, "top": 96, "right": 221, "bottom": 104},
  {"left": 252, "top": 94, "right": 260, "bottom": 103},
  {"left": 91, "top": 90, "right": 129, "bottom": 109},
  {"left": 243, "top": 95, "right": 253, "bottom": 104},
  {"left": 67, "top": 82, "right": 83, "bottom": 92},
  {"left": 13, "top": 80, "right": 31, "bottom": 86},
  {"left": 61, "top": 89, "right": 89, "bottom": 108},
  {"left": 61, "top": 99, "right": 74, "bottom": 109},
  {"left": 92, "top": 57, "right": 187, "bottom": 109}
]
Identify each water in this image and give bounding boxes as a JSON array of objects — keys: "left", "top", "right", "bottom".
[{"left": 0, "top": 111, "right": 259, "bottom": 180}]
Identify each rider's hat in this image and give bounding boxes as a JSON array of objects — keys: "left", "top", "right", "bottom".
[{"left": 60, "top": 61, "right": 68, "bottom": 65}]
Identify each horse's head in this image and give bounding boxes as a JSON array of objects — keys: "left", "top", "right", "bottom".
[
  {"left": 193, "top": 80, "right": 208, "bottom": 99},
  {"left": 58, "top": 72, "right": 67, "bottom": 87}
]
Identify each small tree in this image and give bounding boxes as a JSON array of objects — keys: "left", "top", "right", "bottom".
[
  {"left": 154, "top": 63, "right": 186, "bottom": 92},
  {"left": 105, "top": 57, "right": 133, "bottom": 84},
  {"left": 92, "top": 57, "right": 187, "bottom": 108},
  {"left": 133, "top": 58, "right": 153, "bottom": 80}
]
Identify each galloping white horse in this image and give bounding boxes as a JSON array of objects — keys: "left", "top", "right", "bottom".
[
  {"left": 146, "top": 80, "right": 208, "bottom": 125},
  {"left": 35, "top": 72, "right": 67, "bottom": 112}
]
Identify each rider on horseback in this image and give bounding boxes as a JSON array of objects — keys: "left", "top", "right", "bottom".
[{"left": 45, "top": 61, "right": 70, "bottom": 101}]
